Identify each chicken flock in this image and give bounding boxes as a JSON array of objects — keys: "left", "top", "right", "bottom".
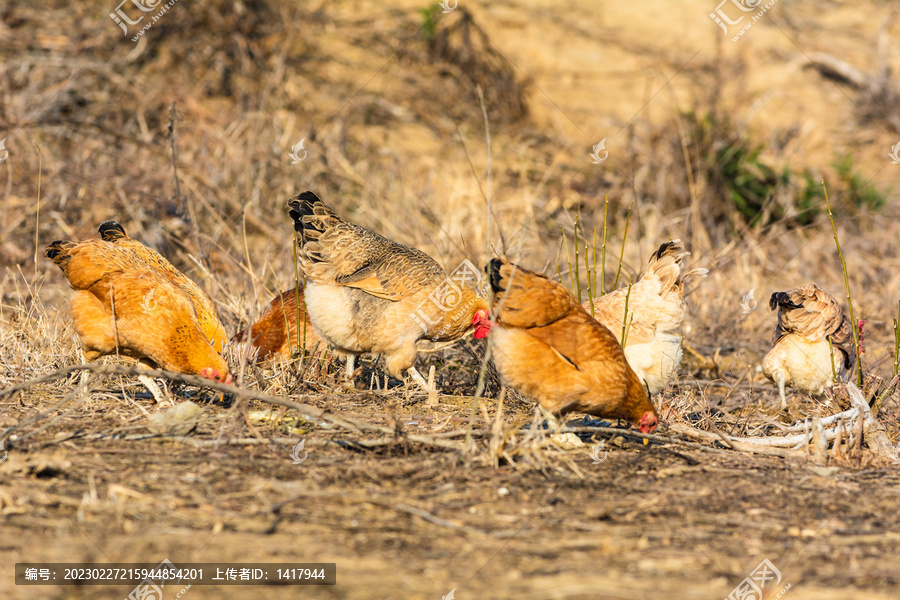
[{"left": 44, "top": 191, "right": 861, "bottom": 434}]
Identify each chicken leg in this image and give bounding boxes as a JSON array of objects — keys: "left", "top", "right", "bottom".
[
  {"left": 774, "top": 369, "right": 788, "bottom": 410},
  {"left": 345, "top": 354, "right": 356, "bottom": 380},
  {"left": 137, "top": 375, "right": 171, "bottom": 406},
  {"left": 407, "top": 366, "right": 430, "bottom": 390},
  {"left": 136, "top": 360, "right": 173, "bottom": 406}
]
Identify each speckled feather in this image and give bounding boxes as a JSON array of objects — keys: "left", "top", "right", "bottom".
[
  {"left": 487, "top": 259, "right": 656, "bottom": 428},
  {"left": 98, "top": 221, "right": 228, "bottom": 352},
  {"left": 286, "top": 191, "right": 488, "bottom": 378},
  {"left": 769, "top": 284, "right": 855, "bottom": 370},
  {"left": 287, "top": 193, "right": 446, "bottom": 298}
]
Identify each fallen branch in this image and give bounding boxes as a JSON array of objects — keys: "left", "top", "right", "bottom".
[
  {"left": 803, "top": 52, "right": 868, "bottom": 88},
  {"left": 45, "top": 432, "right": 300, "bottom": 447},
  {"left": 375, "top": 500, "right": 486, "bottom": 535},
  {"left": 1, "top": 363, "right": 462, "bottom": 452},
  {"left": 846, "top": 381, "right": 896, "bottom": 460},
  {"left": 667, "top": 424, "right": 805, "bottom": 458},
  {"left": 668, "top": 422, "right": 842, "bottom": 450},
  {"left": 560, "top": 426, "right": 732, "bottom": 455},
  {"left": 775, "top": 407, "right": 858, "bottom": 433}
]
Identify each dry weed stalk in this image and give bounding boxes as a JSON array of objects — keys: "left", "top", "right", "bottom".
[{"left": 893, "top": 299, "right": 900, "bottom": 378}]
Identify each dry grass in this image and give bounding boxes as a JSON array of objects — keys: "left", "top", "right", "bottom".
[{"left": 3, "top": 1, "right": 900, "bottom": 598}]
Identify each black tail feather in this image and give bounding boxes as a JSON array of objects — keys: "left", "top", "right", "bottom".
[
  {"left": 770, "top": 291, "right": 801, "bottom": 311},
  {"left": 286, "top": 191, "right": 325, "bottom": 234},
  {"left": 44, "top": 240, "right": 76, "bottom": 269},
  {"left": 487, "top": 258, "right": 505, "bottom": 295},
  {"left": 652, "top": 240, "right": 677, "bottom": 260},
  {"left": 98, "top": 221, "right": 127, "bottom": 242}
]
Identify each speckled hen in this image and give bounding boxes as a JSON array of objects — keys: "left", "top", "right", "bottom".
[
  {"left": 287, "top": 191, "right": 491, "bottom": 389},
  {"left": 763, "top": 284, "right": 855, "bottom": 408}
]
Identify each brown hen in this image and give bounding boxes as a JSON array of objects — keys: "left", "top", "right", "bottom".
[
  {"left": 232, "top": 286, "right": 323, "bottom": 360},
  {"left": 487, "top": 258, "right": 658, "bottom": 432},
  {"left": 45, "top": 237, "right": 231, "bottom": 400}
]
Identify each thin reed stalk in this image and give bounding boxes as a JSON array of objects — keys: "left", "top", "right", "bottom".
[
  {"left": 573, "top": 217, "right": 581, "bottom": 303},
  {"left": 600, "top": 197, "right": 609, "bottom": 294},
  {"left": 585, "top": 243, "right": 594, "bottom": 318},
  {"left": 823, "top": 182, "right": 862, "bottom": 387},
  {"left": 893, "top": 300, "right": 900, "bottom": 378},
  {"left": 621, "top": 280, "right": 633, "bottom": 346},
  {"left": 613, "top": 201, "right": 634, "bottom": 290}
]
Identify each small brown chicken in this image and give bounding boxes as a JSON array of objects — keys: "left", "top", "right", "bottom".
[
  {"left": 45, "top": 237, "right": 231, "bottom": 401},
  {"left": 287, "top": 191, "right": 491, "bottom": 388},
  {"left": 487, "top": 258, "right": 658, "bottom": 433},
  {"left": 98, "top": 221, "right": 228, "bottom": 352},
  {"left": 584, "top": 240, "right": 707, "bottom": 396},
  {"left": 762, "top": 284, "right": 855, "bottom": 408},
  {"left": 232, "top": 286, "right": 323, "bottom": 360}
]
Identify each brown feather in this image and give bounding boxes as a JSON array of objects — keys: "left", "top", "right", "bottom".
[
  {"left": 97, "top": 221, "right": 228, "bottom": 352},
  {"left": 488, "top": 259, "right": 657, "bottom": 430},
  {"left": 45, "top": 236, "right": 228, "bottom": 379},
  {"left": 232, "top": 286, "right": 323, "bottom": 360}
]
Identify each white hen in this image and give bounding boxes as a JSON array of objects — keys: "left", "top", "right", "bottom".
[{"left": 583, "top": 240, "right": 707, "bottom": 395}]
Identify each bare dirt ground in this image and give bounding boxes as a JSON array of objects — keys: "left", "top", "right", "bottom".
[
  {"left": 3, "top": 1, "right": 900, "bottom": 598},
  {"left": 2, "top": 372, "right": 900, "bottom": 600}
]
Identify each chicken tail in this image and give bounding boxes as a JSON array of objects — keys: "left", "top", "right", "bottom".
[
  {"left": 487, "top": 258, "right": 508, "bottom": 299},
  {"left": 642, "top": 239, "right": 707, "bottom": 292},
  {"left": 44, "top": 240, "right": 77, "bottom": 271},
  {"left": 286, "top": 191, "right": 343, "bottom": 244},
  {"left": 98, "top": 221, "right": 129, "bottom": 242}
]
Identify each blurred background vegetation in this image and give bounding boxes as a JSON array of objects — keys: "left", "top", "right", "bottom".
[{"left": 1, "top": 0, "right": 899, "bottom": 373}]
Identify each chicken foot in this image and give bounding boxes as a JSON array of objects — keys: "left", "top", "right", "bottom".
[
  {"left": 407, "top": 366, "right": 434, "bottom": 393},
  {"left": 137, "top": 375, "right": 173, "bottom": 406},
  {"left": 773, "top": 370, "right": 788, "bottom": 409},
  {"left": 136, "top": 360, "right": 174, "bottom": 406}
]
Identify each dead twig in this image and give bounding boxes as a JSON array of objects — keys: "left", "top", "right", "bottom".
[
  {"left": 1, "top": 363, "right": 463, "bottom": 451},
  {"left": 560, "top": 425, "right": 732, "bottom": 455},
  {"left": 667, "top": 424, "right": 806, "bottom": 458}
]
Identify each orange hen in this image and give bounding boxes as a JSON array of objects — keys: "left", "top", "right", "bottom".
[
  {"left": 98, "top": 221, "right": 228, "bottom": 352},
  {"left": 487, "top": 258, "right": 658, "bottom": 432},
  {"left": 44, "top": 236, "right": 231, "bottom": 393},
  {"left": 232, "top": 286, "right": 324, "bottom": 360}
]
